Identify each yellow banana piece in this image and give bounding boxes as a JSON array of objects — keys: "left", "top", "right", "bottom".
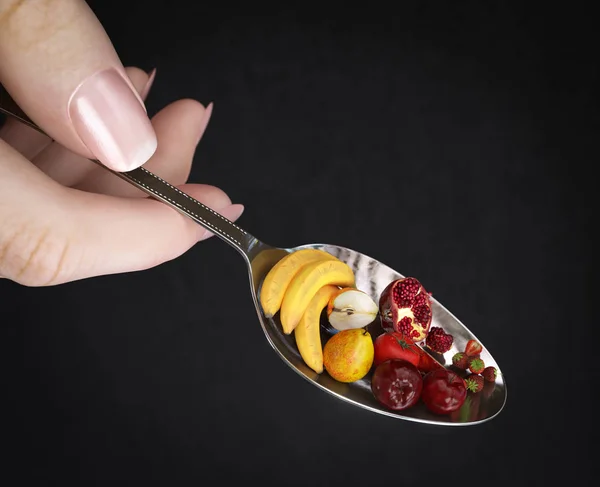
[
  {"left": 295, "top": 285, "right": 339, "bottom": 374},
  {"left": 280, "top": 259, "right": 356, "bottom": 334},
  {"left": 259, "top": 248, "right": 337, "bottom": 318}
]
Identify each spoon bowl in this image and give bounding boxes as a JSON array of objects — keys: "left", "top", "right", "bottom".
[
  {"left": 247, "top": 241, "right": 507, "bottom": 426},
  {"left": 0, "top": 89, "right": 507, "bottom": 426}
]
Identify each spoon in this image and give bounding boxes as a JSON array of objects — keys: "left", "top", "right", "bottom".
[{"left": 0, "top": 87, "right": 507, "bottom": 426}]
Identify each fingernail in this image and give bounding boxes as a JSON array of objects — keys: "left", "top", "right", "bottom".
[
  {"left": 196, "top": 102, "right": 213, "bottom": 144},
  {"left": 140, "top": 68, "right": 157, "bottom": 100},
  {"left": 68, "top": 68, "right": 158, "bottom": 172}
]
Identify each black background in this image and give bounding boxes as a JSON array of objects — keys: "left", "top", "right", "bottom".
[{"left": 1, "top": 2, "right": 595, "bottom": 486}]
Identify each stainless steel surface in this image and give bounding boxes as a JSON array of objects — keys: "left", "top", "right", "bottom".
[{"left": 1, "top": 86, "right": 507, "bottom": 426}]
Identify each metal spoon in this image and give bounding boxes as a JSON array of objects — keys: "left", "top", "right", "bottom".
[{"left": 0, "top": 87, "right": 507, "bottom": 426}]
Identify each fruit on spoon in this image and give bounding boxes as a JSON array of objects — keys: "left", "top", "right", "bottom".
[
  {"left": 259, "top": 248, "right": 337, "bottom": 318},
  {"left": 421, "top": 368, "right": 467, "bottom": 415},
  {"left": 280, "top": 260, "right": 355, "bottom": 334},
  {"left": 378, "top": 277, "right": 433, "bottom": 342},
  {"left": 371, "top": 359, "right": 423, "bottom": 411},
  {"left": 464, "top": 339, "right": 483, "bottom": 357},
  {"left": 294, "top": 285, "right": 339, "bottom": 374},
  {"left": 468, "top": 357, "right": 485, "bottom": 374},
  {"left": 326, "top": 287, "right": 379, "bottom": 331},
  {"left": 323, "top": 329, "right": 374, "bottom": 383},
  {"left": 417, "top": 351, "right": 444, "bottom": 374},
  {"left": 451, "top": 352, "right": 469, "bottom": 370},
  {"left": 425, "top": 326, "right": 454, "bottom": 354},
  {"left": 464, "top": 374, "right": 484, "bottom": 393},
  {"left": 373, "top": 332, "right": 421, "bottom": 368}
]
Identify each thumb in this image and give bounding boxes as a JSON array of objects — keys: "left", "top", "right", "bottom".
[{"left": 0, "top": 0, "right": 156, "bottom": 172}]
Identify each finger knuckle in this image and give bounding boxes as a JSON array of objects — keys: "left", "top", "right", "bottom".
[{"left": 0, "top": 222, "right": 73, "bottom": 286}]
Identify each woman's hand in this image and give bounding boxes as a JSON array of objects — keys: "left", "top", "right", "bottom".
[{"left": 0, "top": 0, "right": 243, "bottom": 286}]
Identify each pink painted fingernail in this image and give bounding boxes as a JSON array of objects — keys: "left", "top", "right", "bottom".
[
  {"left": 68, "top": 68, "right": 158, "bottom": 172},
  {"left": 140, "top": 68, "right": 157, "bottom": 100}
]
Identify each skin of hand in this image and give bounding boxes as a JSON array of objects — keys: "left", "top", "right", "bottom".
[{"left": 0, "top": 0, "right": 244, "bottom": 286}]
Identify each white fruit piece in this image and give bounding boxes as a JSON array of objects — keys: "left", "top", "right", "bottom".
[{"left": 326, "top": 288, "right": 379, "bottom": 331}]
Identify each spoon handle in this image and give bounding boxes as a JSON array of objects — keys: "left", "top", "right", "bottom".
[{"left": 0, "top": 85, "right": 260, "bottom": 257}]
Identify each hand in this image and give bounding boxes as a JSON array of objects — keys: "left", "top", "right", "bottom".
[{"left": 0, "top": 0, "right": 243, "bottom": 286}]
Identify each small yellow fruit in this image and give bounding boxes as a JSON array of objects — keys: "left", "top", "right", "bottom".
[
  {"left": 259, "top": 248, "right": 337, "bottom": 318},
  {"left": 323, "top": 329, "right": 374, "bottom": 383},
  {"left": 295, "top": 285, "right": 339, "bottom": 374},
  {"left": 280, "top": 259, "right": 355, "bottom": 334}
]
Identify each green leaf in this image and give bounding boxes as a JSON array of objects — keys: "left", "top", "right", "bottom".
[{"left": 392, "top": 335, "right": 417, "bottom": 354}]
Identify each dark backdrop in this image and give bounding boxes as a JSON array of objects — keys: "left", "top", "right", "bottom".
[{"left": 2, "top": 2, "right": 594, "bottom": 486}]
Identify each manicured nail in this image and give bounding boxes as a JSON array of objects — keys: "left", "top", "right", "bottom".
[
  {"left": 196, "top": 102, "right": 213, "bottom": 144},
  {"left": 140, "top": 68, "right": 157, "bottom": 100},
  {"left": 68, "top": 68, "right": 158, "bottom": 172}
]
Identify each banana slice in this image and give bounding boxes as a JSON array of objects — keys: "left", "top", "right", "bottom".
[
  {"left": 280, "top": 259, "right": 355, "bottom": 334},
  {"left": 259, "top": 249, "right": 337, "bottom": 318},
  {"left": 295, "top": 285, "right": 339, "bottom": 374}
]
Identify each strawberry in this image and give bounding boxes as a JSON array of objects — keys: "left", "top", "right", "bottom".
[
  {"left": 451, "top": 352, "right": 469, "bottom": 369},
  {"left": 482, "top": 366, "right": 497, "bottom": 382},
  {"left": 465, "top": 374, "right": 484, "bottom": 393},
  {"left": 468, "top": 357, "right": 485, "bottom": 374},
  {"left": 464, "top": 339, "right": 482, "bottom": 356}
]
